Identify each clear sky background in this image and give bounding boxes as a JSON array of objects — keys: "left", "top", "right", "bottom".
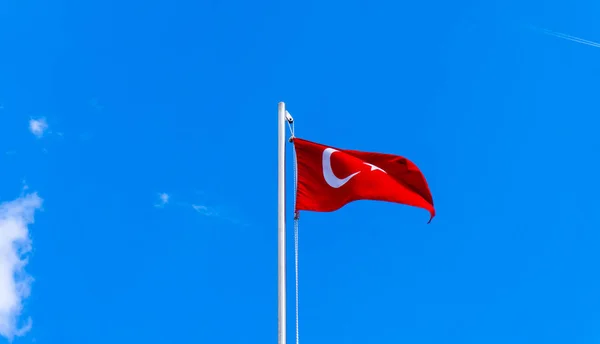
[{"left": 1, "top": 0, "right": 600, "bottom": 343}]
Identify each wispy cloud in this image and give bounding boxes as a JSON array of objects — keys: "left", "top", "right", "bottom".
[
  {"left": 156, "top": 191, "right": 247, "bottom": 225},
  {"left": 28, "top": 118, "right": 48, "bottom": 138},
  {"left": 155, "top": 193, "right": 170, "bottom": 208},
  {"left": 535, "top": 27, "right": 600, "bottom": 49},
  {"left": 0, "top": 193, "right": 43, "bottom": 340},
  {"left": 192, "top": 204, "right": 218, "bottom": 216},
  {"left": 191, "top": 203, "right": 248, "bottom": 226}
]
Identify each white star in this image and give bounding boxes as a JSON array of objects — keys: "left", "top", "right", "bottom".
[{"left": 364, "top": 162, "right": 386, "bottom": 173}]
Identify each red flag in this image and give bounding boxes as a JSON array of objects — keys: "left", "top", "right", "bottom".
[{"left": 293, "top": 138, "right": 435, "bottom": 222}]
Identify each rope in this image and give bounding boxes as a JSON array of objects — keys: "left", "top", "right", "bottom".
[
  {"left": 286, "top": 111, "right": 295, "bottom": 139},
  {"left": 293, "top": 153, "right": 299, "bottom": 344},
  {"left": 294, "top": 217, "right": 299, "bottom": 344},
  {"left": 287, "top": 110, "right": 300, "bottom": 344}
]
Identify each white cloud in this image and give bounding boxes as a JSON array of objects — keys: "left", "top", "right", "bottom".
[
  {"left": 192, "top": 204, "right": 206, "bottom": 212},
  {"left": 191, "top": 204, "right": 247, "bottom": 226},
  {"left": 0, "top": 193, "right": 42, "bottom": 340},
  {"left": 155, "top": 193, "right": 169, "bottom": 208},
  {"left": 192, "top": 204, "right": 217, "bottom": 216},
  {"left": 28, "top": 119, "right": 48, "bottom": 138}
]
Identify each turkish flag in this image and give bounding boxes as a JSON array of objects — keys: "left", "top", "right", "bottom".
[{"left": 293, "top": 138, "right": 435, "bottom": 222}]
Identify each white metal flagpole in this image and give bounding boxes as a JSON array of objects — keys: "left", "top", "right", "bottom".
[{"left": 278, "top": 101, "right": 287, "bottom": 344}]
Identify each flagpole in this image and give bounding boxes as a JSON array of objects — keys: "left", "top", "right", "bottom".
[{"left": 277, "top": 101, "right": 287, "bottom": 344}]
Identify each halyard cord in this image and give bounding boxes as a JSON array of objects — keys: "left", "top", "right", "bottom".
[
  {"left": 287, "top": 113, "right": 295, "bottom": 139},
  {"left": 294, "top": 210, "right": 299, "bottom": 344},
  {"left": 287, "top": 113, "right": 299, "bottom": 344}
]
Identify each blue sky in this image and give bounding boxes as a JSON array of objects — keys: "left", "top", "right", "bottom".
[{"left": 1, "top": 0, "right": 600, "bottom": 342}]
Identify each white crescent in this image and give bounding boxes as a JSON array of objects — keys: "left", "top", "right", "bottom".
[{"left": 322, "top": 148, "right": 360, "bottom": 188}]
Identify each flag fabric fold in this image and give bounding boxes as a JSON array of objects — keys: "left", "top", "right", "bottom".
[{"left": 293, "top": 138, "right": 435, "bottom": 222}]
